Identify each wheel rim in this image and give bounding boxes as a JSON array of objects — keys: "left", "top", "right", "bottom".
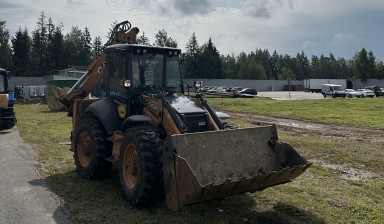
[
  {"left": 77, "top": 131, "right": 92, "bottom": 167},
  {"left": 123, "top": 144, "right": 138, "bottom": 189}
]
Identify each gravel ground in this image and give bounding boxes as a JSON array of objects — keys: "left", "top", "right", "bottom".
[{"left": 0, "top": 127, "right": 71, "bottom": 224}]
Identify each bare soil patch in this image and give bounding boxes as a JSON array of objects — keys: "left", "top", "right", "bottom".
[{"left": 228, "top": 111, "right": 384, "bottom": 143}]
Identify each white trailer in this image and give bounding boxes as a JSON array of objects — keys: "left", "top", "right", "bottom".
[{"left": 304, "top": 79, "right": 347, "bottom": 93}]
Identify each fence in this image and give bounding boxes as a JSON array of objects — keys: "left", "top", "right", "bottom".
[{"left": 14, "top": 85, "right": 47, "bottom": 99}]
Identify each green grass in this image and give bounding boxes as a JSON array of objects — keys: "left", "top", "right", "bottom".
[
  {"left": 209, "top": 97, "right": 384, "bottom": 128},
  {"left": 14, "top": 103, "right": 384, "bottom": 224}
]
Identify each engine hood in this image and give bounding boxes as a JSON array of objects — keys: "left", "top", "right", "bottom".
[{"left": 166, "top": 95, "right": 205, "bottom": 114}]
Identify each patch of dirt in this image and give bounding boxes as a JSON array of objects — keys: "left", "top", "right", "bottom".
[
  {"left": 311, "top": 160, "right": 379, "bottom": 181},
  {"left": 227, "top": 112, "right": 384, "bottom": 181},
  {"left": 228, "top": 112, "right": 384, "bottom": 143}
]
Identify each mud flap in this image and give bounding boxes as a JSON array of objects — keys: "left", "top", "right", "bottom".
[{"left": 163, "top": 125, "right": 311, "bottom": 210}]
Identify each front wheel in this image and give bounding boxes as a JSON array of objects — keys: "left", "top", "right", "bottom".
[
  {"left": 72, "top": 116, "right": 112, "bottom": 179},
  {"left": 119, "top": 125, "right": 164, "bottom": 207}
]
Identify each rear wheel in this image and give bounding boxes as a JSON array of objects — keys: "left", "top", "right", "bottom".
[
  {"left": 119, "top": 125, "right": 164, "bottom": 206},
  {"left": 73, "top": 116, "right": 112, "bottom": 179}
]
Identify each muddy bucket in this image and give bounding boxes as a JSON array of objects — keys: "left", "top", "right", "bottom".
[{"left": 163, "top": 125, "right": 311, "bottom": 210}]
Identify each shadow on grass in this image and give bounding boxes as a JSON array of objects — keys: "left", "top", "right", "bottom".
[
  {"left": 41, "top": 169, "right": 325, "bottom": 224},
  {"left": 40, "top": 110, "right": 66, "bottom": 114}
]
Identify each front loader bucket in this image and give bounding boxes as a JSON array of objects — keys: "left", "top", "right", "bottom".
[{"left": 163, "top": 125, "right": 311, "bottom": 210}]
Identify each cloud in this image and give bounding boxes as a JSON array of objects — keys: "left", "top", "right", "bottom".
[
  {"left": 330, "top": 33, "right": 359, "bottom": 47},
  {"left": 243, "top": 0, "right": 293, "bottom": 18},
  {"left": 0, "top": 0, "right": 22, "bottom": 9},
  {"left": 174, "top": 0, "right": 213, "bottom": 15},
  {"left": 127, "top": 0, "right": 214, "bottom": 16},
  {"left": 1, "top": 0, "right": 384, "bottom": 60}
]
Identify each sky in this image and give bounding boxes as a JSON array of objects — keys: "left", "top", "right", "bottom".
[{"left": 1, "top": 0, "right": 384, "bottom": 60}]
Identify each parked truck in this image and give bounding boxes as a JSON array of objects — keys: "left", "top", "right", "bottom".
[
  {"left": 0, "top": 68, "right": 16, "bottom": 130},
  {"left": 304, "top": 79, "right": 347, "bottom": 93},
  {"left": 321, "top": 84, "right": 346, "bottom": 98}
]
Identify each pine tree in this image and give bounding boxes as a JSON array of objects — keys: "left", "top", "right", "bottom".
[
  {"left": 154, "top": 29, "right": 177, "bottom": 47},
  {"left": 182, "top": 32, "right": 200, "bottom": 78},
  {"left": 198, "top": 38, "right": 222, "bottom": 79},
  {"left": 92, "top": 36, "right": 103, "bottom": 59},
  {"left": 269, "top": 50, "right": 280, "bottom": 80},
  {"left": 31, "top": 11, "right": 48, "bottom": 76},
  {"left": 46, "top": 17, "right": 55, "bottom": 72},
  {"left": 352, "top": 48, "right": 370, "bottom": 81},
  {"left": 81, "top": 27, "right": 92, "bottom": 65},
  {"left": 51, "top": 25, "right": 64, "bottom": 69},
  {"left": 137, "top": 31, "right": 150, "bottom": 45},
  {"left": 11, "top": 27, "right": 32, "bottom": 76},
  {"left": 0, "top": 19, "right": 12, "bottom": 70}
]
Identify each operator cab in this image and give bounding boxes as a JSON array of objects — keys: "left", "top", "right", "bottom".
[{"left": 105, "top": 44, "right": 183, "bottom": 100}]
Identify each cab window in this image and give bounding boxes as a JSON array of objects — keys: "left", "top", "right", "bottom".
[
  {"left": 0, "top": 75, "right": 5, "bottom": 92},
  {"left": 131, "top": 54, "right": 163, "bottom": 87},
  {"left": 108, "top": 53, "right": 127, "bottom": 97},
  {"left": 166, "top": 57, "right": 182, "bottom": 93}
]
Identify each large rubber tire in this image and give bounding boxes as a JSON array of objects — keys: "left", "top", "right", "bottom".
[
  {"left": 72, "top": 116, "right": 112, "bottom": 179},
  {"left": 119, "top": 125, "right": 164, "bottom": 207},
  {"left": 47, "top": 87, "right": 65, "bottom": 112}
]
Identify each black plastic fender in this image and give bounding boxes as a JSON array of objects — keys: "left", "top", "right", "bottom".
[
  {"left": 121, "top": 115, "right": 151, "bottom": 133},
  {"left": 84, "top": 97, "right": 122, "bottom": 135}
]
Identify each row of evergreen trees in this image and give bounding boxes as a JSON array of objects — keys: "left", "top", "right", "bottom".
[{"left": 1, "top": 12, "right": 383, "bottom": 81}]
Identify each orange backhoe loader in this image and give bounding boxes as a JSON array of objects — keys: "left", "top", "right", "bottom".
[{"left": 59, "top": 21, "right": 311, "bottom": 210}]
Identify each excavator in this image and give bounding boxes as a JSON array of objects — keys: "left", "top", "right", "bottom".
[{"left": 59, "top": 21, "right": 311, "bottom": 210}]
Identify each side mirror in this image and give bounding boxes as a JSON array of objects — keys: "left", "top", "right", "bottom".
[{"left": 7, "top": 71, "right": 12, "bottom": 80}]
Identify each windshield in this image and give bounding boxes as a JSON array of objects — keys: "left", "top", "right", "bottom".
[
  {"left": 333, "top": 86, "right": 342, "bottom": 91},
  {"left": 131, "top": 54, "right": 182, "bottom": 93}
]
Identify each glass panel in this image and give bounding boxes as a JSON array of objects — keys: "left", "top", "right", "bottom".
[
  {"left": 0, "top": 75, "right": 5, "bottom": 92},
  {"left": 166, "top": 57, "right": 182, "bottom": 93},
  {"left": 109, "top": 53, "right": 127, "bottom": 97},
  {"left": 131, "top": 54, "right": 163, "bottom": 87}
]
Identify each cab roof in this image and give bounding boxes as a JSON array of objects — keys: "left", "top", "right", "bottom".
[{"left": 104, "top": 44, "right": 181, "bottom": 55}]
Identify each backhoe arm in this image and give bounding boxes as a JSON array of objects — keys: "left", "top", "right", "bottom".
[{"left": 58, "top": 21, "right": 139, "bottom": 114}]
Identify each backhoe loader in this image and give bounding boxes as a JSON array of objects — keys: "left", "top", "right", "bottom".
[
  {"left": 59, "top": 21, "right": 311, "bottom": 210},
  {"left": 0, "top": 68, "right": 16, "bottom": 130}
]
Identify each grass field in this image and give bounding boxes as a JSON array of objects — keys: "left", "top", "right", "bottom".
[
  {"left": 14, "top": 99, "right": 384, "bottom": 224},
  {"left": 208, "top": 97, "right": 384, "bottom": 129}
]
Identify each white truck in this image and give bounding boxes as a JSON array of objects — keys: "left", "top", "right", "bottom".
[
  {"left": 304, "top": 79, "right": 347, "bottom": 93},
  {"left": 321, "top": 84, "right": 346, "bottom": 98}
]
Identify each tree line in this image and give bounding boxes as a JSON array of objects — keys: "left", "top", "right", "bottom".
[{"left": 1, "top": 12, "right": 384, "bottom": 81}]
